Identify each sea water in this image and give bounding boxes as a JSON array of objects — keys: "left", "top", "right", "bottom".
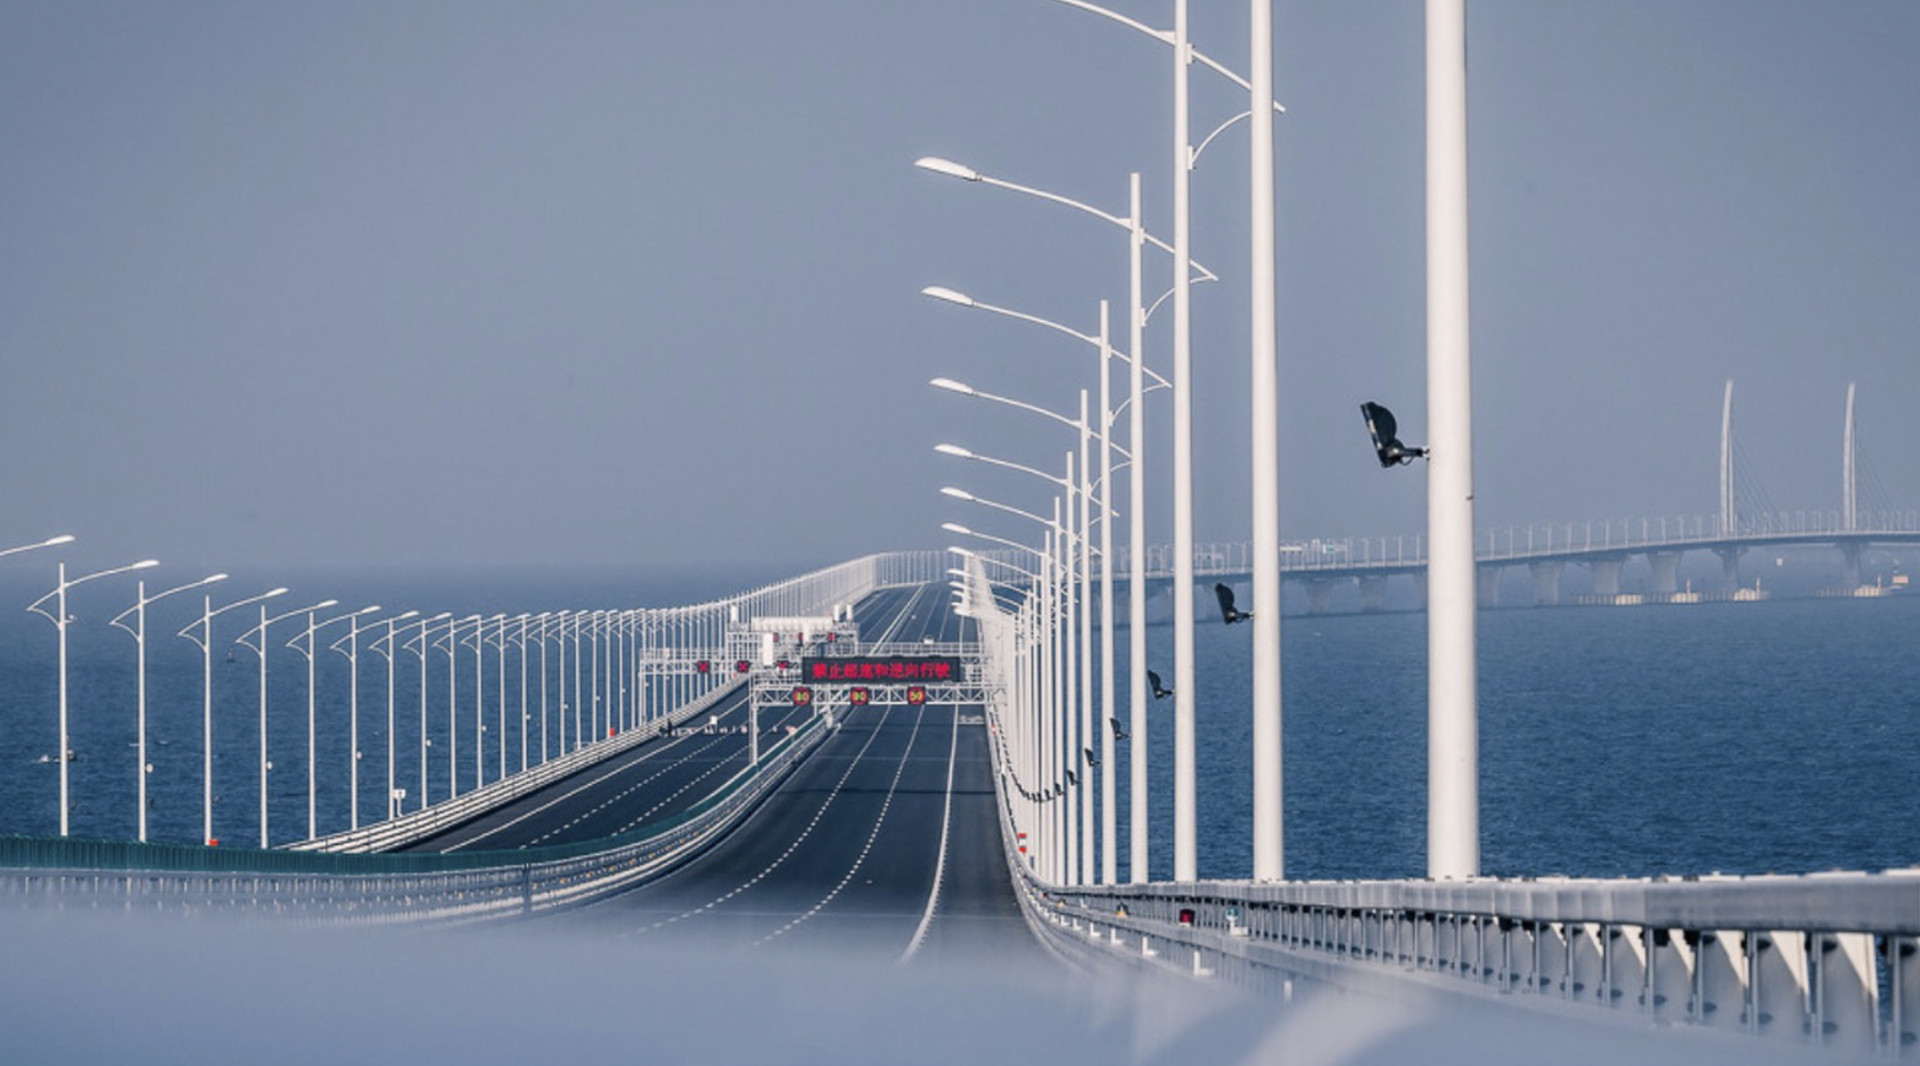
[{"left": 1, "top": 565, "right": 1915, "bottom": 884}]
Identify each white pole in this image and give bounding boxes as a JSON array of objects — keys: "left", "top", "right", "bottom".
[
  {"left": 134, "top": 584, "right": 149, "bottom": 843},
  {"left": 306, "top": 611, "right": 319, "bottom": 839},
  {"left": 260, "top": 605, "right": 271, "bottom": 845},
  {"left": 1249, "top": 0, "right": 1285, "bottom": 882},
  {"left": 519, "top": 615, "right": 530, "bottom": 774},
  {"left": 201, "top": 597, "right": 215, "bottom": 845},
  {"left": 386, "top": 618, "right": 397, "bottom": 823},
  {"left": 1171, "top": 0, "right": 1199, "bottom": 885},
  {"left": 1077, "top": 395, "right": 1095, "bottom": 886},
  {"left": 1097, "top": 301, "right": 1118, "bottom": 886},
  {"left": 348, "top": 618, "right": 361, "bottom": 830},
  {"left": 446, "top": 619, "right": 459, "bottom": 798},
  {"left": 57, "top": 567, "right": 70, "bottom": 837},
  {"left": 1127, "top": 172, "right": 1150, "bottom": 884},
  {"left": 1426, "top": 0, "right": 1479, "bottom": 880},
  {"left": 417, "top": 622, "right": 430, "bottom": 810}
]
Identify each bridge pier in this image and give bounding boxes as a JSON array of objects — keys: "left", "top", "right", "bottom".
[
  {"left": 1528, "top": 561, "right": 1564, "bottom": 607},
  {"left": 1475, "top": 566, "right": 1501, "bottom": 608},
  {"left": 1305, "top": 579, "right": 1336, "bottom": 615},
  {"left": 1715, "top": 547, "right": 1744, "bottom": 590},
  {"left": 1646, "top": 551, "right": 1683, "bottom": 596},
  {"left": 1840, "top": 540, "right": 1864, "bottom": 587},
  {"left": 1358, "top": 575, "right": 1387, "bottom": 613},
  {"left": 1587, "top": 556, "right": 1626, "bottom": 598}
]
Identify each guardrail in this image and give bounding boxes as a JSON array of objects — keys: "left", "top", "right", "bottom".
[
  {"left": 973, "top": 653, "right": 1920, "bottom": 1054},
  {"left": 0, "top": 708, "right": 835, "bottom": 923},
  {"left": 292, "top": 680, "right": 747, "bottom": 853}
]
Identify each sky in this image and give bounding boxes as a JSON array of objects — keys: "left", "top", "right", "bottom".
[{"left": 2, "top": 1, "right": 1915, "bottom": 575}]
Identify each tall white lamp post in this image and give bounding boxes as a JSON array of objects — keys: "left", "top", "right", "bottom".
[
  {"left": 26, "top": 552, "right": 152, "bottom": 837},
  {"left": 285, "top": 603, "right": 376, "bottom": 840},
  {"left": 236, "top": 597, "right": 337, "bottom": 847},
  {"left": 179, "top": 584, "right": 287, "bottom": 846},
  {"left": 109, "top": 571, "right": 225, "bottom": 842},
  {"left": 332, "top": 609, "right": 416, "bottom": 829}
]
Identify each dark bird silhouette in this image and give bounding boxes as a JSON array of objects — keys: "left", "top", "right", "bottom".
[
  {"left": 1147, "top": 670, "right": 1173, "bottom": 700},
  {"left": 1214, "top": 583, "right": 1249, "bottom": 624},
  {"left": 1083, "top": 746, "right": 1099, "bottom": 768},
  {"left": 1360, "top": 401, "right": 1427, "bottom": 467},
  {"left": 1065, "top": 770, "right": 1078, "bottom": 787},
  {"left": 1110, "top": 716, "right": 1129, "bottom": 740}
]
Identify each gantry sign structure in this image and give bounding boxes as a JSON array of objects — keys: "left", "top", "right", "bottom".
[{"left": 738, "top": 611, "right": 991, "bottom": 763}]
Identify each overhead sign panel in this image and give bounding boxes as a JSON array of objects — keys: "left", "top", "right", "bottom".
[{"left": 801, "top": 656, "right": 961, "bottom": 685}]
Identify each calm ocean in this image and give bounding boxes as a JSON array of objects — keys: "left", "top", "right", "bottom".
[{"left": 1, "top": 564, "right": 1915, "bottom": 886}]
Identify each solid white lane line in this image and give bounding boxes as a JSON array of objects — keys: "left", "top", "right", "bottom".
[{"left": 897, "top": 705, "right": 960, "bottom": 965}]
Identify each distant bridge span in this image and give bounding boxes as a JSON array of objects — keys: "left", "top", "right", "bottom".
[{"left": 1073, "top": 510, "right": 1920, "bottom": 611}]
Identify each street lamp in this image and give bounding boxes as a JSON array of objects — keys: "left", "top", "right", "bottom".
[
  {"left": 109, "top": 571, "right": 225, "bottom": 842},
  {"left": 392, "top": 611, "right": 452, "bottom": 812},
  {"left": 924, "top": 295, "right": 1155, "bottom": 886},
  {"left": 178, "top": 584, "right": 287, "bottom": 846},
  {"left": 359, "top": 609, "right": 422, "bottom": 824},
  {"left": 236, "top": 597, "right": 337, "bottom": 847},
  {"left": 331, "top": 609, "right": 417, "bottom": 829},
  {"left": 431, "top": 614, "right": 480, "bottom": 797},
  {"left": 943, "top": 482, "right": 1083, "bottom": 884},
  {"left": 1027, "top": 0, "right": 1288, "bottom": 884},
  {"left": 27, "top": 556, "right": 156, "bottom": 837},
  {"left": 285, "top": 603, "right": 376, "bottom": 840}
]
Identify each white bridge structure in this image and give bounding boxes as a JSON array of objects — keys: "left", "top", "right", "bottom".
[{"left": 1100, "top": 380, "right": 1918, "bottom": 611}]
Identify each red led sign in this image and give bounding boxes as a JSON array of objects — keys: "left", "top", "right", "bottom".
[
  {"left": 695, "top": 660, "right": 711, "bottom": 674},
  {"left": 849, "top": 687, "right": 871, "bottom": 705},
  {"left": 905, "top": 686, "right": 928, "bottom": 705},
  {"left": 791, "top": 686, "right": 813, "bottom": 706},
  {"left": 801, "top": 657, "right": 960, "bottom": 685}
]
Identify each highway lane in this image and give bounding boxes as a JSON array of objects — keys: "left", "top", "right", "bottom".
[
  {"left": 566, "top": 583, "right": 1049, "bottom": 966},
  {"left": 399, "top": 585, "right": 934, "bottom": 853}
]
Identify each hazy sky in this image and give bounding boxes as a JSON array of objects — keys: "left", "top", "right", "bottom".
[{"left": 3, "top": 2, "right": 1915, "bottom": 573}]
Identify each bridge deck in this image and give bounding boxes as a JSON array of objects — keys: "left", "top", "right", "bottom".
[{"left": 545, "top": 584, "right": 1046, "bottom": 965}]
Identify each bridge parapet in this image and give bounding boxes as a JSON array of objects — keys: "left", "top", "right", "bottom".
[{"left": 1013, "top": 870, "right": 1920, "bottom": 1055}]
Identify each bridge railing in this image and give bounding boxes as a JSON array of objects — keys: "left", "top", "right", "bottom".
[{"left": 1109, "top": 509, "right": 1920, "bottom": 577}]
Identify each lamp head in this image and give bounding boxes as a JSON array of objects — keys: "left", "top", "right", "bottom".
[
  {"left": 941, "top": 522, "right": 973, "bottom": 536},
  {"left": 940, "top": 486, "right": 975, "bottom": 502},
  {"left": 934, "top": 443, "right": 974, "bottom": 460},
  {"left": 44, "top": 535, "right": 75, "bottom": 548},
  {"left": 913, "top": 156, "right": 981, "bottom": 182},
  {"left": 132, "top": 559, "right": 160, "bottom": 571},
  {"left": 921, "top": 286, "right": 975, "bottom": 308},
  {"left": 947, "top": 545, "right": 977, "bottom": 558},
  {"left": 929, "top": 377, "right": 975, "bottom": 397},
  {"left": 204, "top": 573, "right": 230, "bottom": 585},
  {"left": 313, "top": 599, "right": 340, "bottom": 611}
]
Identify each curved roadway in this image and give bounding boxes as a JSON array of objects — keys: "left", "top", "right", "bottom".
[{"left": 553, "top": 584, "right": 1044, "bottom": 965}]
